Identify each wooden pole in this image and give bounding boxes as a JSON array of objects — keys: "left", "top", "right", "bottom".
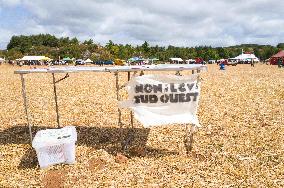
[
  {"left": 20, "top": 74, "right": 33, "bottom": 143},
  {"left": 52, "top": 73, "right": 60, "bottom": 128}
]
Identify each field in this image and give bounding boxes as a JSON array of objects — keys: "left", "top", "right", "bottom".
[{"left": 0, "top": 64, "right": 283, "bottom": 187}]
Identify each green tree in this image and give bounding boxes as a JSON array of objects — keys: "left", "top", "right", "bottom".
[
  {"left": 142, "top": 41, "right": 150, "bottom": 55},
  {"left": 276, "top": 43, "right": 284, "bottom": 49},
  {"left": 6, "top": 49, "right": 23, "bottom": 60},
  {"left": 106, "top": 40, "right": 114, "bottom": 51},
  {"left": 83, "top": 39, "right": 93, "bottom": 45},
  {"left": 217, "top": 47, "right": 230, "bottom": 58},
  {"left": 70, "top": 37, "right": 79, "bottom": 45}
]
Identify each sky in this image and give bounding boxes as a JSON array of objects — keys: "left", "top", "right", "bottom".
[{"left": 0, "top": 0, "right": 284, "bottom": 49}]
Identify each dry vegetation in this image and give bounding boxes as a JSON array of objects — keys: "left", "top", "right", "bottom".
[{"left": 0, "top": 64, "right": 283, "bottom": 187}]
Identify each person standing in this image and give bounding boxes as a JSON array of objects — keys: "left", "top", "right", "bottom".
[
  {"left": 278, "top": 57, "right": 282, "bottom": 68},
  {"left": 251, "top": 59, "right": 254, "bottom": 67}
]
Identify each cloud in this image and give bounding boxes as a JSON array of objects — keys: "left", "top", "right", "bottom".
[
  {"left": 1, "top": 0, "right": 284, "bottom": 49},
  {"left": 0, "top": 28, "right": 14, "bottom": 49},
  {"left": 0, "top": 0, "right": 22, "bottom": 7}
]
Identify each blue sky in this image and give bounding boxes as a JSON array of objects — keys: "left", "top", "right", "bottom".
[
  {"left": 0, "top": 4, "right": 31, "bottom": 48},
  {"left": 1, "top": 0, "right": 284, "bottom": 49}
]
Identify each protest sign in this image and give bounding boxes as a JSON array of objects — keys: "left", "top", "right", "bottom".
[{"left": 120, "top": 74, "right": 201, "bottom": 127}]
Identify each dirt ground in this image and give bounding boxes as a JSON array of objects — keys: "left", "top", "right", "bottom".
[{"left": 0, "top": 64, "right": 283, "bottom": 187}]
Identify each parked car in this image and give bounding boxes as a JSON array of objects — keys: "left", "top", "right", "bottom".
[
  {"left": 94, "top": 60, "right": 114, "bottom": 65},
  {"left": 217, "top": 59, "right": 237, "bottom": 66},
  {"left": 104, "top": 60, "right": 114, "bottom": 65},
  {"left": 226, "top": 59, "right": 238, "bottom": 66},
  {"left": 51, "top": 60, "right": 66, "bottom": 66},
  {"left": 75, "top": 59, "right": 85, "bottom": 66},
  {"left": 94, "top": 60, "right": 104, "bottom": 65},
  {"left": 114, "top": 59, "right": 125, "bottom": 66},
  {"left": 185, "top": 59, "right": 196, "bottom": 64},
  {"left": 208, "top": 60, "right": 216, "bottom": 64}
]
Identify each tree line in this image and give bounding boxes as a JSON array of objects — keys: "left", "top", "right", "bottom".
[{"left": 1, "top": 34, "right": 283, "bottom": 62}]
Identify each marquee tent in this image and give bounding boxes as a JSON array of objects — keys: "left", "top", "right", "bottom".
[
  {"left": 17, "top": 56, "right": 52, "bottom": 65},
  {"left": 63, "top": 57, "right": 72, "bottom": 61},
  {"left": 21, "top": 56, "right": 51, "bottom": 61},
  {"left": 128, "top": 57, "right": 145, "bottom": 65},
  {"left": 128, "top": 57, "right": 144, "bottom": 62},
  {"left": 85, "top": 58, "right": 93, "bottom": 63},
  {"left": 229, "top": 53, "right": 259, "bottom": 62},
  {"left": 144, "top": 58, "right": 159, "bottom": 64},
  {"left": 270, "top": 50, "right": 284, "bottom": 65},
  {"left": 0, "top": 57, "right": 5, "bottom": 62},
  {"left": 170, "top": 58, "right": 184, "bottom": 64}
]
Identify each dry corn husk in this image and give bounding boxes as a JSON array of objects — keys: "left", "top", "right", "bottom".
[{"left": 0, "top": 64, "right": 283, "bottom": 187}]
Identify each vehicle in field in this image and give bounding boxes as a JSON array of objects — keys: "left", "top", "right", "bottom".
[
  {"left": 208, "top": 59, "right": 216, "bottom": 64},
  {"left": 226, "top": 59, "right": 238, "bottom": 66},
  {"left": 94, "top": 60, "right": 114, "bottom": 65},
  {"left": 195, "top": 58, "right": 204, "bottom": 64},
  {"left": 75, "top": 59, "right": 85, "bottom": 65},
  {"left": 114, "top": 59, "right": 125, "bottom": 66},
  {"left": 217, "top": 59, "right": 237, "bottom": 66},
  {"left": 104, "top": 60, "right": 114, "bottom": 65},
  {"left": 185, "top": 59, "right": 196, "bottom": 64}
]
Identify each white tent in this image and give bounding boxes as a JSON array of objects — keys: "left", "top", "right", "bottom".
[
  {"left": 170, "top": 58, "right": 183, "bottom": 62},
  {"left": 0, "top": 57, "right": 5, "bottom": 62},
  {"left": 85, "top": 58, "right": 93, "bottom": 63},
  {"left": 230, "top": 53, "right": 259, "bottom": 62},
  {"left": 170, "top": 58, "right": 184, "bottom": 64},
  {"left": 144, "top": 58, "right": 159, "bottom": 64},
  {"left": 21, "top": 56, "right": 50, "bottom": 61}
]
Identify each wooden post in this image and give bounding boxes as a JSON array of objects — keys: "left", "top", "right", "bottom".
[
  {"left": 20, "top": 74, "right": 33, "bottom": 143},
  {"left": 52, "top": 73, "right": 60, "bottom": 128},
  {"left": 184, "top": 124, "right": 195, "bottom": 154}
]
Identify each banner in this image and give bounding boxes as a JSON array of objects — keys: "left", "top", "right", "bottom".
[{"left": 119, "top": 74, "right": 201, "bottom": 127}]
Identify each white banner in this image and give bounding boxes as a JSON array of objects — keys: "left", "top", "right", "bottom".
[{"left": 119, "top": 74, "right": 201, "bottom": 127}]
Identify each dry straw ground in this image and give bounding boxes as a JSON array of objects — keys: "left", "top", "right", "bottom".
[{"left": 0, "top": 64, "right": 283, "bottom": 187}]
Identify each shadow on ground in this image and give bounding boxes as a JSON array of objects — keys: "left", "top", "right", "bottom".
[{"left": 0, "top": 125, "right": 179, "bottom": 169}]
